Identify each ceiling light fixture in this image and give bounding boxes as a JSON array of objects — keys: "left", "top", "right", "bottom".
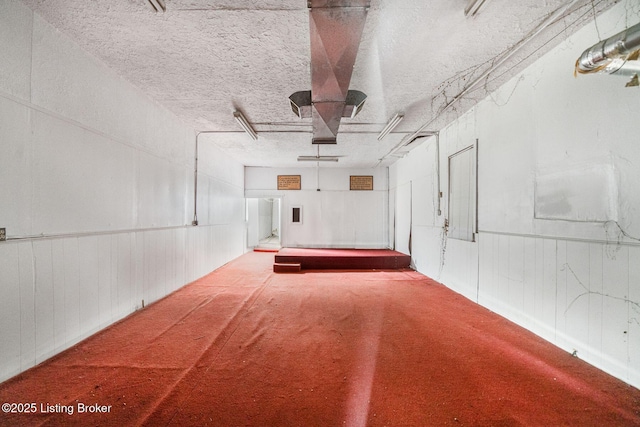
[
  {"left": 233, "top": 110, "right": 258, "bottom": 140},
  {"left": 297, "top": 156, "right": 339, "bottom": 162},
  {"left": 464, "top": 0, "right": 488, "bottom": 16},
  {"left": 147, "top": 0, "right": 166, "bottom": 13},
  {"left": 377, "top": 113, "right": 404, "bottom": 140}
]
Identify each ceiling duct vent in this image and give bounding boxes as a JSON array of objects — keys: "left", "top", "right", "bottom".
[
  {"left": 290, "top": 0, "right": 370, "bottom": 144},
  {"left": 289, "top": 90, "right": 367, "bottom": 120}
]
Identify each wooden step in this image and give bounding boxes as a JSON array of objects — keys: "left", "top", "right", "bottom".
[{"left": 273, "top": 262, "right": 301, "bottom": 273}]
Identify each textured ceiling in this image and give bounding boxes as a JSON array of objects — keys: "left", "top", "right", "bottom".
[{"left": 21, "top": 0, "right": 616, "bottom": 168}]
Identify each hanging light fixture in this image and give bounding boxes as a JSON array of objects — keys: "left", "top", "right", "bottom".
[
  {"left": 147, "top": 0, "right": 166, "bottom": 13},
  {"left": 464, "top": 0, "right": 489, "bottom": 16},
  {"left": 297, "top": 156, "right": 339, "bottom": 162},
  {"left": 377, "top": 113, "right": 404, "bottom": 140},
  {"left": 233, "top": 110, "right": 258, "bottom": 140},
  {"left": 297, "top": 144, "right": 339, "bottom": 162}
]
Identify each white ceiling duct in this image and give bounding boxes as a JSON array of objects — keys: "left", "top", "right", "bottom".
[{"left": 575, "top": 21, "right": 640, "bottom": 87}]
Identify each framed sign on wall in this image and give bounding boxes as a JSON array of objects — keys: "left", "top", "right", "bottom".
[
  {"left": 350, "top": 175, "right": 373, "bottom": 191},
  {"left": 278, "top": 175, "right": 301, "bottom": 190}
]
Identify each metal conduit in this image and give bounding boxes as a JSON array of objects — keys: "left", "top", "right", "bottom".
[{"left": 575, "top": 21, "right": 640, "bottom": 85}]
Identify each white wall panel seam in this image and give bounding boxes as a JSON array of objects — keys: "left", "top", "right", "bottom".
[
  {"left": 197, "top": 171, "right": 246, "bottom": 191},
  {"left": 0, "top": 91, "right": 193, "bottom": 169}
]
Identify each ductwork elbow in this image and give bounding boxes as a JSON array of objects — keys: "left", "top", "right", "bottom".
[{"left": 575, "top": 21, "right": 640, "bottom": 81}]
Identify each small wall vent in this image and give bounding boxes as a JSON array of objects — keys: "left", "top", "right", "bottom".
[{"left": 292, "top": 207, "right": 302, "bottom": 224}]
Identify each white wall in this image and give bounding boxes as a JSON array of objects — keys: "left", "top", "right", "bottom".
[
  {"left": 0, "top": 1, "right": 245, "bottom": 382},
  {"left": 246, "top": 167, "right": 389, "bottom": 248},
  {"left": 391, "top": 0, "right": 640, "bottom": 388},
  {"left": 258, "top": 198, "right": 274, "bottom": 240}
]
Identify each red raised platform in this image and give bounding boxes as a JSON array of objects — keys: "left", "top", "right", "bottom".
[{"left": 274, "top": 248, "right": 411, "bottom": 272}]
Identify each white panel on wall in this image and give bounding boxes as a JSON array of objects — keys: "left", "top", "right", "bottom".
[
  {"left": 507, "top": 236, "right": 525, "bottom": 314},
  {"left": 541, "top": 238, "right": 557, "bottom": 341},
  {"left": 388, "top": 187, "right": 396, "bottom": 250},
  {"left": 51, "top": 239, "right": 67, "bottom": 351},
  {"left": 587, "top": 243, "right": 604, "bottom": 363},
  {"left": 0, "top": 1, "right": 32, "bottom": 100},
  {"left": 352, "top": 191, "right": 387, "bottom": 246},
  {"left": 320, "top": 191, "right": 347, "bottom": 244},
  {"left": 395, "top": 182, "right": 411, "bottom": 255},
  {"left": 440, "top": 237, "right": 478, "bottom": 302},
  {"left": 18, "top": 243, "right": 36, "bottom": 371},
  {"left": 629, "top": 246, "right": 640, "bottom": 385},
  {"left": 535, "top": 160, "right": 618, "bottom": 222},
  {"left": 258, "top": 199, "right": 273, "bottom": 240},
  {"left": 97, "top": 234, "right": 113, "bottom": 328},
  {"left": 33, "top": 239, "right": 55, "bottom": 364},
  {"left": 137, "top": 151, "right": 188, "bottom": 228},
  {"left": 199, "top": 140, "right": 244, "bottom": 186},
  {"left": 62, "top": 238, "right": 81, "bottom": 346},
  {"left": 562, "top": 241, "right": 591, "bottom": 351},
  {"left": 411, "top": 176, "right": 435, "bottom": 228},
  {"left": 522, "top": 237, "right": 536, "bottom": 323},
  {"left": 474, "top": 77, "right": 535, "bottom": 236},
  {"left": 601, "top": 244, "right": 630, "bottom": 378},
  {"left": 32, "top": 112, "right": 136, "bottom": 235},
  {"left": 0, "top": 98, "right": 33, "bottom": 237},
  {"left": 0, "top": 244, "right": 21, "bottom": 379},
  {"left": 555, "top": 240, "right": 568, "bottom": 338},
  {"left": 497, "top": 235, "right": 510, "bottom": 307},
  {"left": 246, "top": 199, "right": 259, "bottom": 248},
  {"left": 116, "top": 234, "right": 133, "bottom": 320},
  {"left": 78, "top": 237, "right": 101, "bottom": 338}
]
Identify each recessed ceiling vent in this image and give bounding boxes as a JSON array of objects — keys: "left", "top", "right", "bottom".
[{"left": 290, "top": 0, "right": 370, "bottom": 144}]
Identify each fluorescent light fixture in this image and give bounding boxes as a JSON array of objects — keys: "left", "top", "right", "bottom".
[
  {"left": 147, "top": 0, "right": 166, "bottom": 12},
  {"left": 377, "top": 113, "right": 404, "bottom": 140},
  {"left": 297, "top": 156, "right": 339, "bottom": 162},
  {"left": 233, "top": 110, "right": 258, "bottom": 140},
  {"left": 464, "top": 0, "right": 488, "bottom": 16}
]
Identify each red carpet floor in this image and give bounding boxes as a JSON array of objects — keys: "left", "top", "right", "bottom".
[{"left": 0, "top": 251, "right": 639, "bottom": 426}]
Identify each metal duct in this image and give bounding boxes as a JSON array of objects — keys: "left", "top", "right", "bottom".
[
  {"left": 575, "top": 21, "right": 640, "bottom": 86},
  {"left": 289, "top": 90, "right": 366, "bottom": 119},
  {"left": 306, "top": 0, "right": 370, "bottom": 144}
]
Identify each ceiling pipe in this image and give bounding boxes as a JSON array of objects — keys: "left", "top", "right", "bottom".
[{"left": 575, "top": 21, "right": 640, "bottom": 86}]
